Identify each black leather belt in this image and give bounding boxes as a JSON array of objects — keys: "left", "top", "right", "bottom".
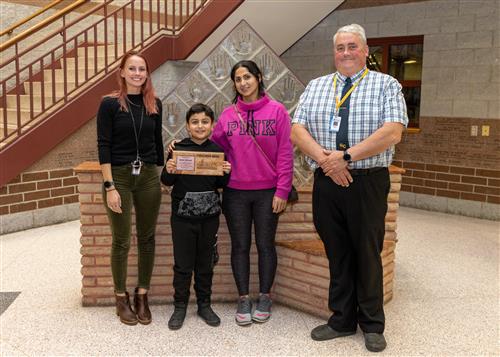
[{"left": 349, "top": 167, "right": 386, "bottom": 176}]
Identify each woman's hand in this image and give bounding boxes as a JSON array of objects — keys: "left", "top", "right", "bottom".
[
  {"left": 272, "top": 195, "right": 287, "bottom": 214},
  {"left": 166, "top": 139, "right": 181, "bottom": 155},
  {"left": 166, "top": 159, "right": 176, "bottom": 174},
  {"left": 222, "top": 161, "right": 231, "bottom": 174},
  {"left": 107, "top": 189, "right": 122, "bottom": 213}
]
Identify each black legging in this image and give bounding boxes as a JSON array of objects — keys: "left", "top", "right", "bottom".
[{"left": 223, "top": 188, "right": 279, "bottom": 296}]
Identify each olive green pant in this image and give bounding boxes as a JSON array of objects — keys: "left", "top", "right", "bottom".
[{"left": 103, "top": 164, "right": 161, "bottom": 293}]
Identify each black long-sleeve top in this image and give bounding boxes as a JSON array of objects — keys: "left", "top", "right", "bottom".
[
  {"left": 97, "top": 94, "right": 164, "bottom": 166},
  {"left": 161, "top": 138, "right": 230, "bottom": 218}
]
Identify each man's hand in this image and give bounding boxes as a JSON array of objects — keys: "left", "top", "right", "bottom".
[
  {"left": 326, "top": 168, "right": 353, "bottom": 187},
  {"left": 319, "top": 149, "right": 347, "bottom": 173},
  {"left": 319, "top": 149, "right": 353, "bottom": 187}
]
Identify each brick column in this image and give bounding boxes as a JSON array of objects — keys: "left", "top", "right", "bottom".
[{"left": 75, "top": 162, "right": 404, "bottom": 308}]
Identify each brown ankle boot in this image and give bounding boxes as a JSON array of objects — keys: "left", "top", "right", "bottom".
[
  {"left": 115, "top": 292, "right": 138, "bottom": 325},
  {"left": 134, "top": 287, "right": 152, "bottom": 325}
]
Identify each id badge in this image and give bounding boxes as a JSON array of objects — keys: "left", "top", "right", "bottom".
[
  {"left": 330, "top": 115, "right": 341, "bottom": 132},
  {"left": 131, "top": 160, "right": 143, "bottom": 176}
]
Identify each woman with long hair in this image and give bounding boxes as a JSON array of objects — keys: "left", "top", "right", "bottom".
[
  {"left": 97, "top": 50, "right": 164, "bottom": 325},
  {"left": 211, "top": 60, "right": 294, "bottom": 326}
]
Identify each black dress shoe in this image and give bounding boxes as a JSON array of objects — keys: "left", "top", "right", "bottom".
[
  {"left": 364, "top": 332, "right": 387, "bottom": 352},
  {"left": 311, "top": 324, "right": 356, "bottom": 341},
  {"left": 197, "top": 305, "right": 221, "bottom": 327},
  {"left": 168, "top": 303, "right": 187, "bottom": 330}
]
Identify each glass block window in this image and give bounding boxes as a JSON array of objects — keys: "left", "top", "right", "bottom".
[{"left": 161, "top": 20, "right": 314, "bottom": 187}]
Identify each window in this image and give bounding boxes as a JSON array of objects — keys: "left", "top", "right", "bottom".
[{"left": 367, "top": 36, "right": 423, "bottom": 128}]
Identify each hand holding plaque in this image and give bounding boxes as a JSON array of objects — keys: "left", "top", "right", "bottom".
[{"left": 172, "top": 151, "right": 225, "bottom": 176}]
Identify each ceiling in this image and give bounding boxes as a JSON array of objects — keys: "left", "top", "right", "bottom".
[{"left": 187, "top": 0, "right": 344, "bottom": 62}]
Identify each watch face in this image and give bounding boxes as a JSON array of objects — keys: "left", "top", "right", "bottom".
[
  {"left": 104, "top": 181, "right": 113, "bottom": 188},
  {"left": 343, "top": 152, "right": 351, "bottom": 161}
]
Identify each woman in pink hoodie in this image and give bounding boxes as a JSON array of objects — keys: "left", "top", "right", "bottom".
[{"left": 211, "top": 60, "right": 293, "bottom": 326}]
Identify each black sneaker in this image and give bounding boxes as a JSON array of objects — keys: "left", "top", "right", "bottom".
[
  {"left": 197, "top": 305, "right": 221, "bottom": 327},
  {"left": 168, "top": 303, "right": 187, "bottom": 330},
  {"left": 364, "top": 332, "right": 387, "bottom": 352}
]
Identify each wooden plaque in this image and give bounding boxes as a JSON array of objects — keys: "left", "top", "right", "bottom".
[{"left": 172, "top": 151, "right": 224, "bottom": 176}]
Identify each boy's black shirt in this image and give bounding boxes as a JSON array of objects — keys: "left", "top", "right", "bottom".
[{"left": 160, "top": 138, "right": 229, "bottom": 218}]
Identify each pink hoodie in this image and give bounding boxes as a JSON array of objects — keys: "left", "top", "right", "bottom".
[{"left": 211, "top": 94, "right": 293, "bottom": 200}]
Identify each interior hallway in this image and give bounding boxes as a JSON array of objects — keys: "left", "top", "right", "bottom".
[{"left": 0, "top": 207, "right": 498, "bottom": 356}]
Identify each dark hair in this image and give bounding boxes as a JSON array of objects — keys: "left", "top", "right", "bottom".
[
  {"left": 185, "top": 103, "right": 215, "bottom": 123},
  {"left": 230, "top": 60, "right": 265, "bottom": 103}
]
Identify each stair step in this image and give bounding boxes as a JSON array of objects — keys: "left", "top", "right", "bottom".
[
  {"left": 77, "top": 44, "right": 133, "bottom": 58},
  {"left": 6, "top": 94, "right": 59, "bottom": 111},
  {"left": 62, "top": 57, "right": 109, "bottom": 71},
  {"left": 0, "top": 123, "right": 17, "bottom": 137},
  {"left": 44, "top": 68, "right": 94, "bottom": 83},
  {"left": 77, "top": 47, "right": 118, "bottom": 60},
  {"left": 0, "top": 107, "right": 40, "bottom": 125},
  {"left": 24, "top": 81, "right": 76, "bottom": 96}
]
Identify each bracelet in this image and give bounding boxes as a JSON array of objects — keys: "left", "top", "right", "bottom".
[{"left": 106, "top": 188, "right": 116, "bottom": 192}]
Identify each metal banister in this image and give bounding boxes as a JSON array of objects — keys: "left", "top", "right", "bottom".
[
  {"left": 0, "top": 0, "right": 211, "bottom": 147},
  {"left": 0, "top": 0, "right": 87, "bottom": 52},
  {"left": 0, "top": 0, "right": 66, "bottom": 37}
]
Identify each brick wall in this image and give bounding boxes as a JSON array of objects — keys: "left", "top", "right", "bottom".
[
  {"left": 274, "top": 240, "right": 396, "bottom": 319},
  {"left": 394, "top": 160, "right": 500, "bottom": 204},
  {"left": 0, "top": 119, "right": 97, "bottom": 233},
  {"left": 0, "top": 168, "right": 79, "bottom": 215},
  {"left": 76, "top": 161, "right": 404, "bottom": 310},
  {"left": 77, "top": 162, "right": 318, "bottom": 306}
]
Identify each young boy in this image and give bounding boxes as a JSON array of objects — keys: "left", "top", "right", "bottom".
[{"left": 161, "top": 103, "right": 231, "bottom": 330}]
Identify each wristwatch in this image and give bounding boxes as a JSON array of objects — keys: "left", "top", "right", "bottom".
[
  {"left": 103, "top": 181, "right": 115, "bottom": 190},
  {"left": 343, "top": 150, "right": 352, "bottom": 163}
]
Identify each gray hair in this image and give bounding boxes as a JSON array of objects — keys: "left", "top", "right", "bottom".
[{"left": 333, "top": 24, "right": 367, "bottom": 46}]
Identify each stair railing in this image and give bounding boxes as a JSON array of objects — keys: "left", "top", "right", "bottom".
[
  {"left": 0, "top": 0, "right": 66, "bottom": 38},
  {"left": 0, "top": 0, "right": 208, "bottom": 146}
]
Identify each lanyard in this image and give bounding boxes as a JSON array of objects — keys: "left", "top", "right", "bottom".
[
  {"left": 333, "top": 68, "right": 369, "bottom": 112},
  {"left": 126, "top": 98, "right": 144, "bottom": 161}
]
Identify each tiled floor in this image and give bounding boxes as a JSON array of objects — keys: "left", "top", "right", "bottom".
[{"left": 1, "top": 207, "right": 498, "bottom": 356}]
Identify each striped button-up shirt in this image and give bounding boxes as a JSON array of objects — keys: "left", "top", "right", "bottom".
[{"left": 292, "top": 67, "right": 408, "bottom": 169}]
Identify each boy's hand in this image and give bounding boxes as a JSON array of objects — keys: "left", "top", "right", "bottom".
[
  {"left": 222, "top": 161, "right": 231, "bottom": 174},
  {"left": 166, "top": 159, "right": 176, "bottom": 174}
]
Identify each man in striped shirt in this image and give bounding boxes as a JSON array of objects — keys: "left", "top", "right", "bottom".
[{"left": 291, "top": 24, "right": 408, "bottom": 353}]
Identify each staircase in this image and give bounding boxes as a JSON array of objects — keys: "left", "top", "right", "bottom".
[
  {"left": 1, "top": 44, "right": 114, "bottom": 141},
  {"left": 0, "top": 0, "right": 244, "bottom": 186}
]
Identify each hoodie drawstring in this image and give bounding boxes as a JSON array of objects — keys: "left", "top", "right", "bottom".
[{"left": 246, "top": 110, "right": 255, "bottom": 137}]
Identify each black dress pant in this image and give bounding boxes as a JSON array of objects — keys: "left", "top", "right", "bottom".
[
  {"left": 170, "top": 214, "right": 219, "bottom": 305},
  {"left": 312, "top": 168, "right": 390, "bottom": 334}
]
